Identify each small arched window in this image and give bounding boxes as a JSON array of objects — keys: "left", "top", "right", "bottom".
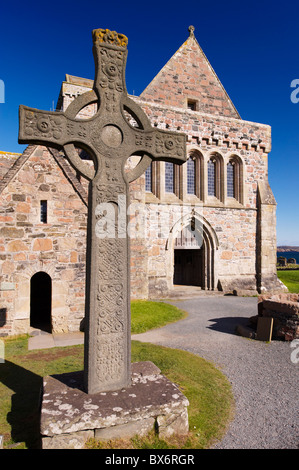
[{"left": 40, "top": 200, "right": 47, "bottom": 223}]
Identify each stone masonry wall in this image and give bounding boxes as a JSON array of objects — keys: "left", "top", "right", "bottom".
[{"left": 0, "top": 146, "right": 87, "bottom": 335}]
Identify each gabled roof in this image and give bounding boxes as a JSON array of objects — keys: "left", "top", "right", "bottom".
[
  {"left": 140, "top": 26, "right": 240, "bottom": 119},
  {"left": 0, "top": 151, "right": 21, "bottom": 180},
  {"left": 0, "top": 145, "right": 88, "bottom": 206}
]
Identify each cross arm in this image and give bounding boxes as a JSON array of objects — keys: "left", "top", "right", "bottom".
[
  {"left": 132, "top": 127, "right": 186, "bottom": 164},
  {"left": 125, "top": 127, "right": 187, "bottom": 183},
  {"left": 18, "top": 105, "right": 96, "bottom": 180},
  {"left": 18, "top": 105, "right": 94, "bottom": 159},
  {"left": 19, "top": 106, "right": 69, "bottom": 148}
]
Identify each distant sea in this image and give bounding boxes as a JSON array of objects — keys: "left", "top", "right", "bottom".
[{"left": 277, "top": 251, "right": 299, "bottom": 264}]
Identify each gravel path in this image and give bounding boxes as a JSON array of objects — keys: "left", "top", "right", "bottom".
[{"left": 132, "top": 295, "right": 299, "bottom": 449}]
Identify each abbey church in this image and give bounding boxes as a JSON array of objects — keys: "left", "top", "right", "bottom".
[{"left": 0, "top": 27, "right": 285, "bottom": 335}]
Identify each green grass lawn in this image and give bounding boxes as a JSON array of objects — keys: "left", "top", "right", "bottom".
[
  {"left": 0, "top": 301, "right": 234, "bottom": 449},
  {"left": 277, "top": 269, "right": 299, "bottom": 293},
  {"left": 131, "top": 300, "right": 187, "bottom": 334}
]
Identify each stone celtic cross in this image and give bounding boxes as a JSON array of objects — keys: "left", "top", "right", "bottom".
[{"left": 19, "top": 28, "right": 186, "bottom": 394}]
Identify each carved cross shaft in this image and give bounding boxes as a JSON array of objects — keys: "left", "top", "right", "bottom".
[{"left": 19, "top": 28, "right": 186, "bottom": 394}]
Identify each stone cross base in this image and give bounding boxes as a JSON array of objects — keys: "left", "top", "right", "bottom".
[{"left": 40, "top": 362, "right": 189, "bottom": 449}]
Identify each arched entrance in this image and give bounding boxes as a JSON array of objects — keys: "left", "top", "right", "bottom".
[
  {"left": 170, "top": 215, "right": 218, "bottom": 290},
  {"left": 173, "top": 223, "right": 204, "bottom": 286},
  {"left": 30, "top": 271, "right": 52, "bottom": 332}
]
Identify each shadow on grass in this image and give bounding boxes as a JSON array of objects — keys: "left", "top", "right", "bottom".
[{"left": 0, "top": 360, "right": 42, "bottom": 448}]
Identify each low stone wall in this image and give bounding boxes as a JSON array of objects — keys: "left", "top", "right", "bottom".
[{"left": 258, "top": 293, "right": 299, "bottom": 341}]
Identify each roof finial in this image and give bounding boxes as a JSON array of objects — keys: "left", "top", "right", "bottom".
[{"left": 188, "top": 25, "right": 195, "bottom": 37}]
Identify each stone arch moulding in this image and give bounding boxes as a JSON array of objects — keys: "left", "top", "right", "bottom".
[
  {"left": 224, "top": 151, "right": 245, "bottom": 166},
  {"left": 204, "top": 149, "right": 225, "bottom": 162},
  {"left": 19, "top": 262, "right": 56, "bottom": 281},
  {"left": 165, "top": 210, "right": 219, "bottom": 291}
]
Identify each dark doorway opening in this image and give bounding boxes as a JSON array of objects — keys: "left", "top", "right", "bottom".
[
  {"left": 30, "top": 272, "right": 52, "bottom": 333},
  {"left": 173, "top": 248, "right": 203, "bottom": 287}
]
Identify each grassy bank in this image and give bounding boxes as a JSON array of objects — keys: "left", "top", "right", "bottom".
[{"left": 277, "top": 269, "right": 299, "bottom": 293}]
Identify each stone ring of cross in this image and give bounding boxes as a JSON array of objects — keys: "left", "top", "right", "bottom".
[{"left": 62, "top": 88, "right": 154, "bottom": 184}]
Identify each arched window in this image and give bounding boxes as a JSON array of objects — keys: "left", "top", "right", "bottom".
[
  {"left": 227, "top": 156, "right": 243, "bottom": 203},
  {"left": 145, "top": 162, "right": 152, "bottom": 192},
  {"left": 207, "top": 158, "right": 216, "bottom": 197},
  {"left": 165, "top": 162, "right": 174, "bottom": 193},
  {"left": 187, "top": 157, "right": 196, "bottom": 195},
  {"left": 164, "top": 162, "right": 180, "bottom": 198},
  {"left": 227, "top": 161, "right": 235, "bottom": 198},
  {"left": 186, "top": 151, "right": 203, "bottom": 199},
  {"left": 207, "top": 153, "right": 224, "bottom": 201}
]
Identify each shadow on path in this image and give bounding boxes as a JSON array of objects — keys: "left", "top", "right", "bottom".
[{"left": 207, "top": 316, "right": 251, "bottom": 335}]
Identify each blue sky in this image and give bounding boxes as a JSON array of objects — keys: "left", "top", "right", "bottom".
[{"left": 0, "top": 0, "right": 298, "bottom": 245}]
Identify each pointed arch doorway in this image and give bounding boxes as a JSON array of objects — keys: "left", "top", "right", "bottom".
[
  {"left": 172, "top": 217, "right": 218, "bottom": 290},
  {"left": 30, "top": 271, "right": 52, "bottom": 332}
]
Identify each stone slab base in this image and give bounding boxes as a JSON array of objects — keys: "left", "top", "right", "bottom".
[{"left": 40, "top": 361, "right": 189, "bottom": 449}]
